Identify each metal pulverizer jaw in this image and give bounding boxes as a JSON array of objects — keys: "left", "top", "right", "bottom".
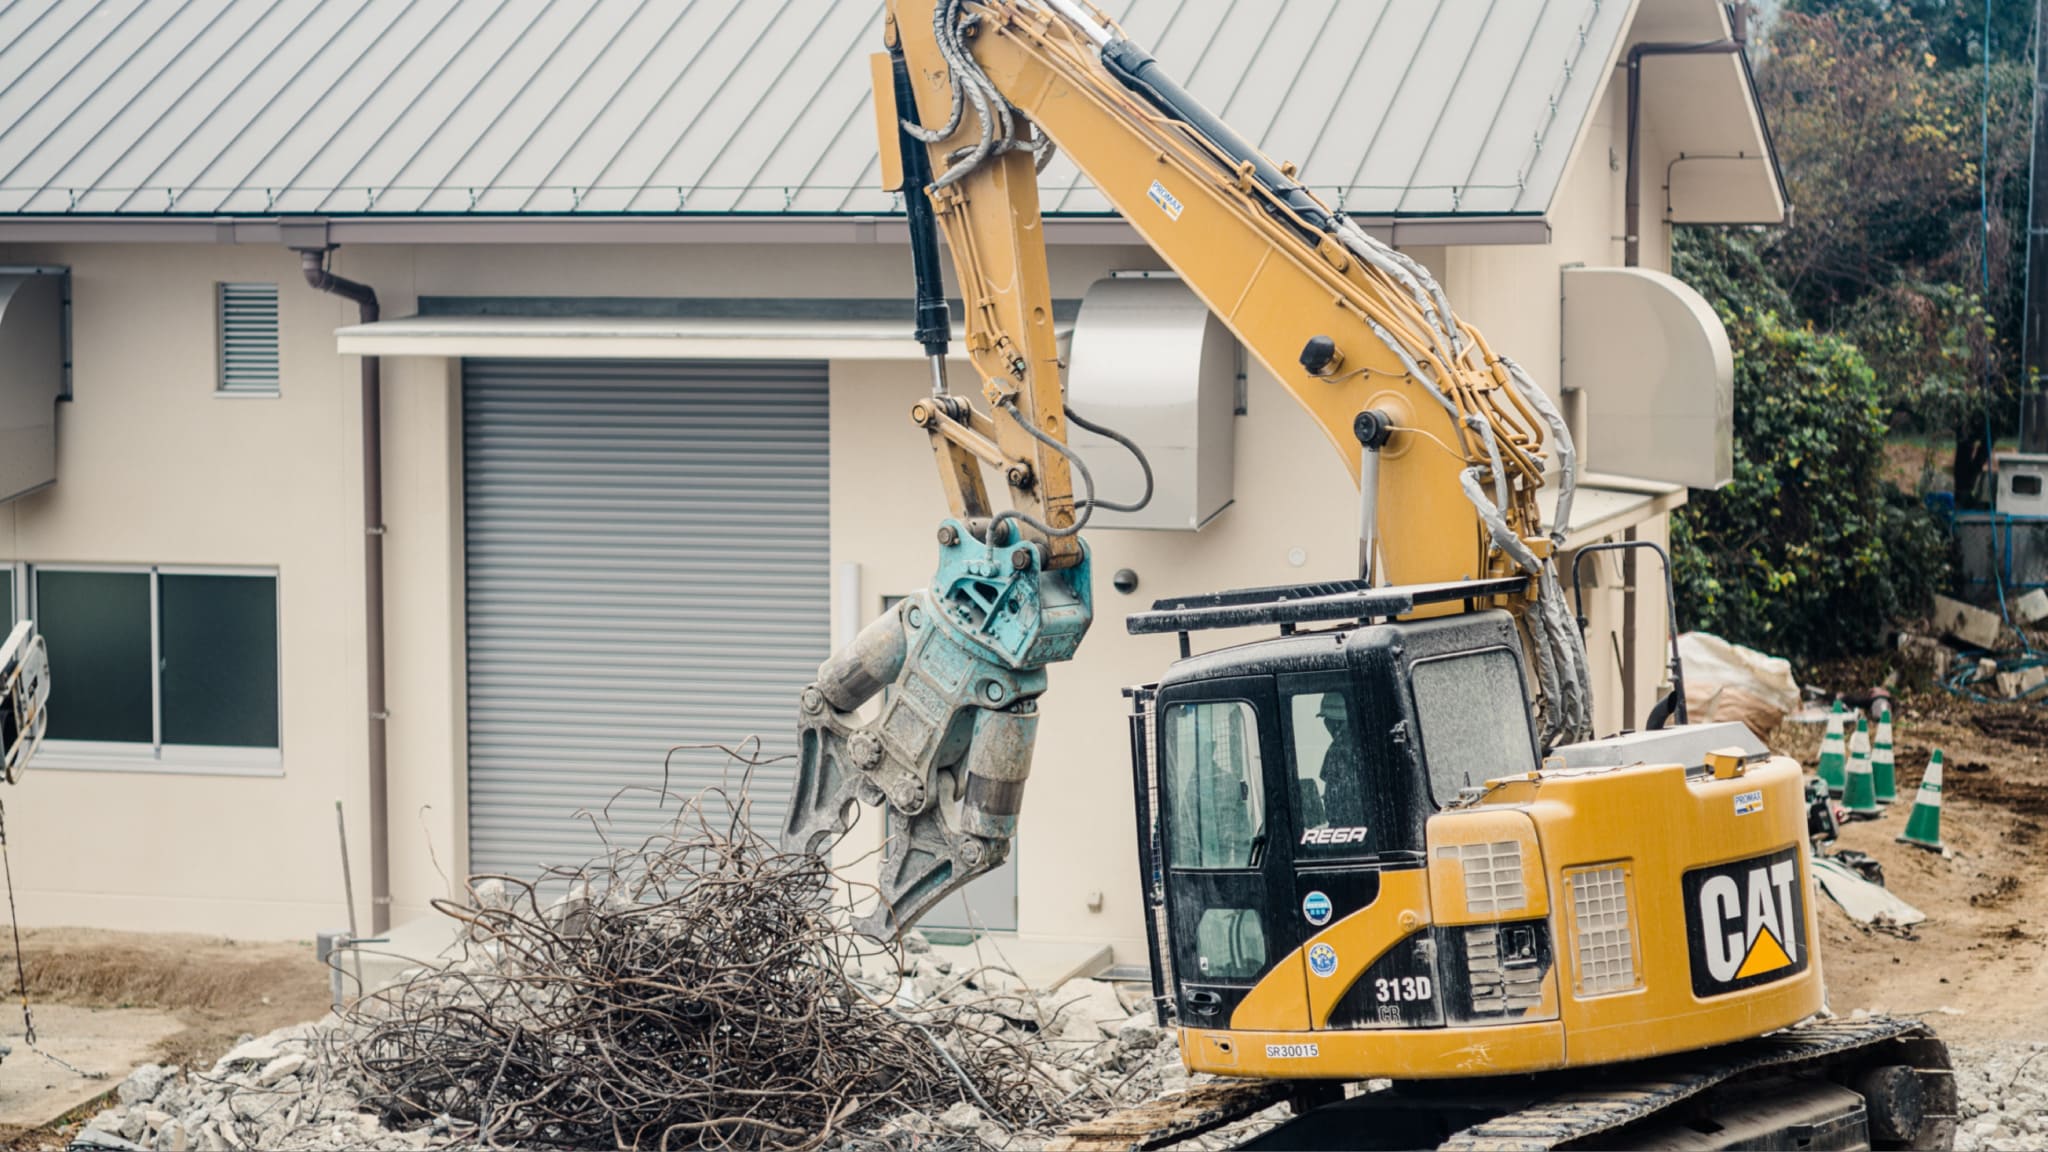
[{"left": 784, "top": 518, "right": 1092, "bottom": 940}]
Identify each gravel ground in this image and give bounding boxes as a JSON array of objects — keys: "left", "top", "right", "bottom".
[
  {"left": 77, "top": 1025, "right": 2037, "bottom": 1150},
  {"left": 1952, "top": 1042, "right": 2048, "bottom": 1151}
]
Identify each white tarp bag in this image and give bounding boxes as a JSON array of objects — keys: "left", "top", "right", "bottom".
[{"left": 1680, "top": 632, "right": 1800, "bottom": 739}]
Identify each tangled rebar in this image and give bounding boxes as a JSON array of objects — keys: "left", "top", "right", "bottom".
[{"left": 331, "top": 751, "right": 1075, "bottom": 1151}]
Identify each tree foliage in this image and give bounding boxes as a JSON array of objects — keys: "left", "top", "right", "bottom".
[
  {"left": 1755, "top": 3, "right": 2030, "bottom": 496},
  {"left": 1671, "top": 230, "right": 1951, "bottom": 661}
]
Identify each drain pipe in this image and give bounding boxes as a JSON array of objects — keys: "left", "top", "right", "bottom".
[
  {"left": 1624, "top": 6, "right": 1750, "bottom": 266},
  {"left": 296, "top": 246, "right": 390, "bottom": 936}
]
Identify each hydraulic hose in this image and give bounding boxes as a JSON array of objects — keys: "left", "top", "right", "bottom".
[{"left": 1067, "top": 405, "right": 1154, "bottom": 514}]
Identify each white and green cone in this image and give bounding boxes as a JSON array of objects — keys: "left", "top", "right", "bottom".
[
  {"left": 1872, "top": 703, "right": 1897, "bottom": 804},
  {"left": 1817, "top": 700, "right": 1848, "bottom": 796},
  {"left": 1842, "top": 714, "right": 1879, "bottom": 816},
  {"left": 1898, "top": 749, "right": 1945, "bottom": 852}
]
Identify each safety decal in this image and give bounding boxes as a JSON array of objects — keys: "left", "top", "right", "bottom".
[
  {"left": 1682, "top": 844, "right": 1809, "bottom": 997},
  {"left": 1307, "top": 942, "right": 1339, "bottom": 978},
  {"left": 1302, "top": 891, "right": 1333, "bottom": 926},
  {"left": 1265, "top": 1043, "right": 1320, "bottom": 1059},
  {"left": 1147, "top": 180, "right": 1185, "bottom": 221},
  {"left": 1734, "top": 789, "right": 1764, "bottom": 816}
]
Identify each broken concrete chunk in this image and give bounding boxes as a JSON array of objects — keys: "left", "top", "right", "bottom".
[
  {"left": 2018, "top": 588, "right": 2048, "bottom": 625},
  {"left": 118, "top": 1063, "right": 171, "bottom": 1106},
  {"left": 1895, "top": 633, "right": 1955, "bottom": 678},
  {"left": 254, "top": 1052, "right": 306, "bottom": 1087},
  {"left": 542, "top": 881, "right": 592, "bottom": 937},
  {"left": 72, "top": 1130, "right": 147, "bottom": 1152},
  {"left": 1116, "top": 1009, "right": 1165, "bottom": 1050},
  {"left": 1048, "top": 977, "right": 1129, "bottom": 1039},
  {"left": 937, "top": 1101, "right": 984, "bottom": 1132},
  {"left": 1934, "top": 594, "right": 2008, "bottom": 650},
  {"left": 212, "top": 1037, "right": 279, "bottom": 1072}
]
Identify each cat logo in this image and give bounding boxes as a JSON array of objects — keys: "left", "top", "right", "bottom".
[{"left": 1681, "top": 845, "right": 1810, "bottom": 997}]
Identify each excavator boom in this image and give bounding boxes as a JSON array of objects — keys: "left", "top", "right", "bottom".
[{"left": 784, "top": 0, "right": 1590, "bottom": 936}]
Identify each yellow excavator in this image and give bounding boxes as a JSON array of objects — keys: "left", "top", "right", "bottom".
[{"left": 783, "top": 1, "right": 1956, "bottom": 1147}]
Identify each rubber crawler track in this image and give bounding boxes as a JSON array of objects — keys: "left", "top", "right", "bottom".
[
  {"left": 1438, "top": 1017, "right": 1955, "bottom": 1150},
  {"left": 1049, "top": 1017, "right": 1956, "bottom": 1151}
]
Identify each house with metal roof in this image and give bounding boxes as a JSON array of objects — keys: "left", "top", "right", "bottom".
[{"left": 0, "top": 0, "right": 1782, "bottom": 961}]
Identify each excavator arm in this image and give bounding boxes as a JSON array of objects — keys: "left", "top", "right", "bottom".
[{"left": 785, "top": 0, "right": 1592, "bottom": 938}]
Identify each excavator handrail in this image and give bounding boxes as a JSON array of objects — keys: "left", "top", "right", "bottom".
[{"left": 1126, "top": 576, "right": 1532, "bottom": 636}]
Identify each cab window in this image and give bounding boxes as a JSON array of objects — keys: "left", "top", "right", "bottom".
[
  {"left": 1161, "top": 700, "right": 1264, "bottom": 869},
  {"left": 1410, "top": 648, "right": 1536, "bottom": 807},
  {"left": 1285, "top": 688, "right": 1376, "bottom": 859}
]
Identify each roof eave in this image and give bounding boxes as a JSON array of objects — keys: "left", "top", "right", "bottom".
[{"left": 0, "top": 212, "right": 1553, "bottom": 248}]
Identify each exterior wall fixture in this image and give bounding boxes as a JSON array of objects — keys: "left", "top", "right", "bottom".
[
  {"left": 288, "top": 230, "right": 391, "bottom": 936},
  {"left": 1065, "top": 276, "right": 1236, "bottom": 531},
  {"left": 0, "top": 268, "right": 66, "bottom": 503}
]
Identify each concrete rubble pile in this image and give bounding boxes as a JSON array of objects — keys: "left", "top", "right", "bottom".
[
  {"left": 73, "top": 774, "right": 1263, "bottom": 1151},
  {"left": 1902, "top": 595, "right": 2048, "bottom": 705},
  {"left": 73, "top": 959, "right": 1252, "bottom": 1152},
  {"left": 1953, "top": 1042, "right": 2048, "bottom": 1152},
  {"left": 76, "top": 1027, "right": 431, "bottom": 1152}
]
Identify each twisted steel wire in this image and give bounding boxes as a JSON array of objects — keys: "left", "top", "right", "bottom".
[{"left": 330, "top": 749, "right": 1095, "bottom": 1151}]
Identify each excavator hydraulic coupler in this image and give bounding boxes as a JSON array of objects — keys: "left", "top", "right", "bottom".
[{"left": 784, "top": 519, "right": 1092, "bottom": 939}]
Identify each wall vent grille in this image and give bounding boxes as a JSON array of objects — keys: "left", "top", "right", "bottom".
[{"left": 218, "top": 282, "right": 280, "bottom": 394}]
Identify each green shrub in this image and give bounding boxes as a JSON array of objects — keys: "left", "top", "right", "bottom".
[{"left": 1670, "top": 229, "right": 1950, "bottom": 662}]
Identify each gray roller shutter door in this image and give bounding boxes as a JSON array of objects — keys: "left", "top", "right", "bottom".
[{"left": 463, "top": 359, "right": 829, "bottom": 877}]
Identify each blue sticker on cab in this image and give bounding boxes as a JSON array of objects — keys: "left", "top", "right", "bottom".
[
  {"left": 1307, "top": 943, "right": 1339, "bottom": 978},
  {"left": 1302, "top": 891, "right": 1333, "bottom": 926}
]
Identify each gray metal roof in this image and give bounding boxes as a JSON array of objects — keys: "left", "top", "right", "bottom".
[{"left": 0, "top": 0, "right": 1632, "bottom": 219}]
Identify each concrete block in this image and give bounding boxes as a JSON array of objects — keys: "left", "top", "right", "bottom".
[
  {"left": 1895, "top": 633, "right": 1953, "bottom": 678},
  {"left": 1933, "top": 594, "right": 2007, "bottom": 650},
  {"left": 2019, "top": 588, "right": 2048, "bottom": 625}
]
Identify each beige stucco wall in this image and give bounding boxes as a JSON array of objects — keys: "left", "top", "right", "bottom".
[
  {"left": 0, "top": 170, "right": 1679, "bottom": 950},
  {"left": 0, "top": 242, "right": 380, "bottom": 936}
]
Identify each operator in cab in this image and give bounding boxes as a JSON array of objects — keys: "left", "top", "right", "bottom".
[{"left": 1318, "top": 692, "right": 1365, "bottom": 828}]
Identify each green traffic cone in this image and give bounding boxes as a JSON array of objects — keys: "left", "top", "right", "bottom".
[
  {"left": 1872, "top": 704, "right": 1897, "bottom": 804},
  {"left": 1842, "top": 715, "right": 1879, "bottom": 817},
  {"left": 1898, "top": 750, "right": 1946, "bottom": 852},
  {"left": 1817, "top": 701, "right": 1848, "bottom": 796}
]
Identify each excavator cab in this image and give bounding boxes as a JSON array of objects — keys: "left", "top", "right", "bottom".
[{"left": 1126, "top": 582, "right": 1544, "bottom": 1033}]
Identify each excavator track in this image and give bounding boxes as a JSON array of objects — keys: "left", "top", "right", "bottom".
[{"left": 1051, "top": 1018, "right": 1956, "bottom": 1151}]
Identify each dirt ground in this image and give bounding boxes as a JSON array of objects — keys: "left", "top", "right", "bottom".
[
  {"left": 1777, "top": 659, "right": 2048, "bottom": 1047},
  {"left": 0, "top": 928, "right": 333, "bottom": 1070},
  {"left": 0, "top": 929, "right": 331, "bottom": 1147}
]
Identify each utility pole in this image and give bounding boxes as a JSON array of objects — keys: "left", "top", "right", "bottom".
[{"left": 2022, "top": 0, "right": 2048, "bottom": 451}]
